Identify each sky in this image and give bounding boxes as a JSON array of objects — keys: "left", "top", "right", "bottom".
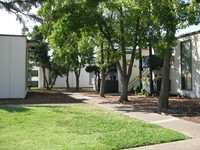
[
  {"left": 0, "top": 9, "right": 38, "bottom": 35},
  {"left": 0, "top": 9, "right": 199, "bottom": 36}
]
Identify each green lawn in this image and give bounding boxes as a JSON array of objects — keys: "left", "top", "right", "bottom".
[{"left": 0, "top": 104, "right": 188, "bottom": 150}]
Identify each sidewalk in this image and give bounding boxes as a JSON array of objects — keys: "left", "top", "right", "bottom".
[{"left": 67, "top": 92, "right": 200, "bottom": 150}]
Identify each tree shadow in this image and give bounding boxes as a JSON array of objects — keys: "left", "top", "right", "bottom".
[
  {"left": 0, "top": 90, "right": 86, "bottom": 105},
  {"left": 0, "top": 106, "right": 30, "bottom": 113}
]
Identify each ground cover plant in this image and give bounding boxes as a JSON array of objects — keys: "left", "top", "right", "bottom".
[{"left": 0, "top": 104, "right": 189, "bottom": 150}]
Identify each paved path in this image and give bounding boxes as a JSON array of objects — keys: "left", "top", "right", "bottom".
[{"left": 67, "top": 92, "right": 200, "bottom": 150}]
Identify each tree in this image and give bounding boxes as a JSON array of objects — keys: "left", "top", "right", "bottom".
[
  {"left": 38, "top": 2, "right": 95, "bottom": 92},
  {"left": 90, "top": 1, "right": 149, "bottom": 102},
  {"left": 53, "top": 48, "right": 72, "bottom": 89},
  {"left": 39, "top": 0, "right": 151, "bottom": 101},
  {"left": 97, "top": 39, "right": 118, "bottom": 97},
  {"left": 65, "top": 32, "right": 94, "bottom": 92},
  {"left": 28, "top": 25, "right": 51, "bottom": 89},
  {"left": 150, "top": 0, "right": 200, "bottom": 111},
  {"left": 49, "top": 49, "right": 68, "bottom": 89}
]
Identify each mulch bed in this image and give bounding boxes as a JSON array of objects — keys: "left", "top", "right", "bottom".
[
  {"left": 77, "top": 91, "right": 200, "bottom": 124},
  {"left": 0, "top": 90, "right": 84, "bottom": 105},
  {"left": 97, "top": 94, "right": 200, "bottom": 124}
]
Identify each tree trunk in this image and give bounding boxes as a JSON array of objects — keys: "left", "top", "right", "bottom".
[
  {"left": 50, "top": 75, "right": 57, "bottom": 90},
  {"left": 99, "top": 70, "right": 106, "bottom": 97},
  {"left": 42, "top": 66, "right": 49, "bottom": 90},
  {"left": 66, "top": 72, "right": 70, "bottom": 89},
  {"left": 158, "top": 50, "right": 171, "bottom": 111},
  {"left": 74, "top": 71, "right": 80, "bottom": 92},
  {"left": 119, "top": 77, "right": 129, "bottom": 103}
]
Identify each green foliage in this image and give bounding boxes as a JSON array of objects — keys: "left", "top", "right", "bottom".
[
  {"left": 133, "top": 83, "right": 141, "bottom": 94},
  {"left": 85, "top": 65, "right": 100, "bottom": 75},
  {"left": 150, "top": 0, "right": 200, "bottom": 57},
  {"left": 0, "top": 104, "right": 188, "bottom": 150},
  {"left": 28, "top": 25, "right": 51, "bottom": 69}
]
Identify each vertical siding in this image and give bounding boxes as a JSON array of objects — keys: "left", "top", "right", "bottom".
[
  {"left": 0, "top": 36, "right": 11, "bottom": 98},
  {"left": 0, "top": 35, "right": 27, "bottom": 98},
  {"left": 10, "top": 37, "right": 27, "bottom": 98}
]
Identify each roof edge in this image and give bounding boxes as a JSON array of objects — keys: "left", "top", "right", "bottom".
[
  {"left": 0, "top": 34, "right": 26, "bottom": 38},
  {"left": 177, "top": 30, "right": 200, "bottom": 39}
]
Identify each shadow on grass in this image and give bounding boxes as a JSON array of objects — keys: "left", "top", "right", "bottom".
[
  {"left": 0, "top": 90, "right": 86, "bottom": 105},
  {"left": 0, "top": 106, "right": 30, "bottom": 112}
]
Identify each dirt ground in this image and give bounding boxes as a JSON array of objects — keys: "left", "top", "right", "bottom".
[
  {"left": 76, "top": 91, "right": 200, "bottom": 124},
  {"left": 0, "top": 90, "right": 84, "bottom": 105},
  {"left": 0, "top": 89, "right": 200, "bottom": 124}
]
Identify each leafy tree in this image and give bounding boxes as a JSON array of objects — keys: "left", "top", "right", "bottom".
[
  {"left": 89, "top": 1, "right": 149, "bottom": 102},
  {"left": 39, "top": 0, "right": 150, "bottom": 101},
  {"left": 49, "top": 49, "right": 68, "bottom": 89},
  {"left": 150, "top": 0, "right": 200, "bottom": 111},
  {"left": 52, "top": 47, "right": 72, "bottom": 89},
  {"left": 39, "top": 3, "right": 95, "bottom": 92},
  {"left": 28, "top": 25, "right": 51, "bottom": 89},
  {"left": 96, "top": 39, "right": 118, "bottom": 97}
]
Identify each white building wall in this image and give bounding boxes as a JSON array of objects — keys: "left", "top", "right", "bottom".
[
  {"left": 0, "top": 35, "right": 27, "bottom": 98},
  {"left": 32, "top": 66, "right": 93, "bottom": 88},
  {"left": 54, "top": 68, "right": 93, "bottom": 88},
  {"left": 170, "top": 32, "right": 200, "bottom": 98}
]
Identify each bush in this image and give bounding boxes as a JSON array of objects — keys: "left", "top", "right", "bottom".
[{"left": 133, "top": 84, "right": 141, "bottom": 94}]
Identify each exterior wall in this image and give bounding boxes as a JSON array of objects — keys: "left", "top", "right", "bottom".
[
  {"left": 170, "top": 31, "right": 200, "bottom": 98},
  {"left": 54, "top": 68, "right": 94, "bottom": 88},
  {"left": 32, "top": 66, "right": 93, "bottom": 88},
  {"left": 0, "top": 35, "right": 27, "bottom": 98}
]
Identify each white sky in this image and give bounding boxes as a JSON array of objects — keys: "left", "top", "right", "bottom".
[
  {"left": 0, "top": 9, "right": 39, "bottom": 35},
  {"left": 0, "top": 9, "right": 199, "bottom": 36}
]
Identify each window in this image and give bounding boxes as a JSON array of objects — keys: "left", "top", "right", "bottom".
[
  {"left": 181, "top": 40, "right": 192, "bottom": 90},
  {"left": 31, "top": 81, "right": 38, "bottom": 87},
  {"left": 32, "top": 70, "right": 38, "bottom": 77}
]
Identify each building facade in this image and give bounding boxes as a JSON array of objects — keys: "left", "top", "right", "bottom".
[
  {"left": 0, "top": 35, "right": 27, "bottom": 98},
  {"left": 170, "top": 30, "right": 200, "bottom": 98},
  {"left": 30, "top": 66, "right": 94, "bottom": 89}
]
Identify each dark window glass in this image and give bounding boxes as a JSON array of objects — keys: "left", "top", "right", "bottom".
[
  {"left": 181, "top": 40, "right": 192, "bottom": 90},
  {"left": 32, "top": 70, "right": 38, "bottom": 77},
  {"left": 31, "top": 81, "right": 38, "bottom": 87}
]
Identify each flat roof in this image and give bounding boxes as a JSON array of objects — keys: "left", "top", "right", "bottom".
[
  {"left": 0, "top": 34, "right": 26, "bottom": 38},
  {"left": 177, "top": 30, "right": 200, "bottom": 39}
]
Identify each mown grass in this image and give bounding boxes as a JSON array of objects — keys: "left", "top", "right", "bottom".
[{"left": 0, "top": 104, "right": 188, "bottom": 150}]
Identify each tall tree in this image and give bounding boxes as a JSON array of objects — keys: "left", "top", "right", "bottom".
[
  {"left": 91, "top": 33, "right": 118, "bottom": 97},
  {"left": 39, "top": 2, "right": 95, "bottom": 92},
  {"left": 28, "top": 25, "right": 51, "bottom": 89},
  {"left": 90, "top": 1, "right": 149, "bottom": 102},
  {"left": 150, "top": 0, "right": 200, "bottom": 111},
  {"left": 39, "top": 0, "right": 150, "bottom": 101}
]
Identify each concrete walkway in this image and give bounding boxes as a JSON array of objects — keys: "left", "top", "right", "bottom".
[{"left": 67, "top": 92, "right": 200, "bottom": 150}]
